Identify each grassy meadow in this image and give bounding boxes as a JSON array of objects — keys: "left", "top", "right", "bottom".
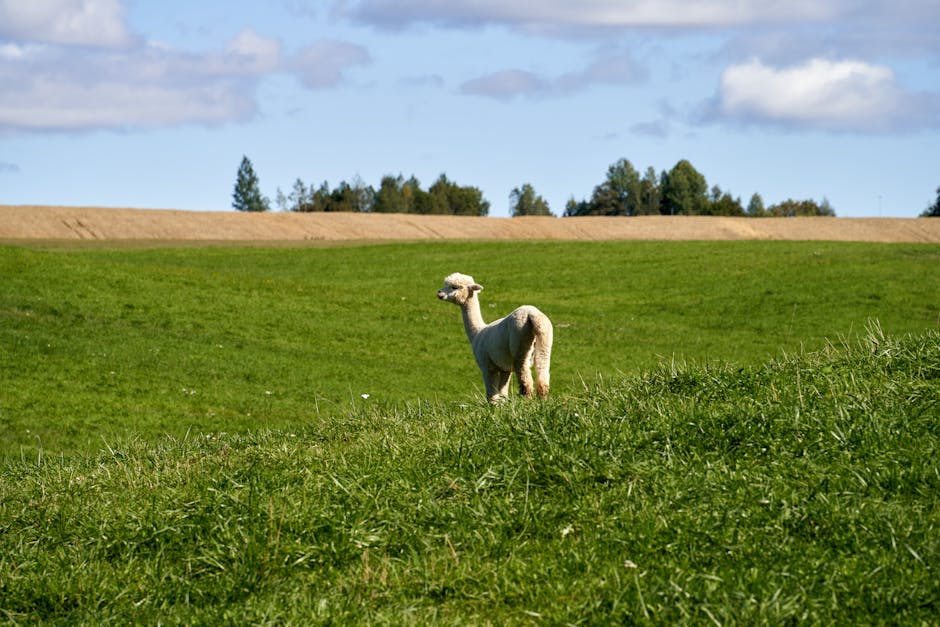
[
  {"left": 2, "top": 240, "right": 937, "bottom": 457},
  {"left": 1, "top": 239, "right": 939, "bottom": 623}
]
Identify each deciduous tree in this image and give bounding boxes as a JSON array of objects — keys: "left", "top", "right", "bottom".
[
  {"left": 429, "top": 174, "right": 490, "bottom": 216},
  {"left": 373, "top": 175, "right": 409, "bottom": 213},
  {"left": 706, "top": 186, "right": 745, "bottom": 216},
  {"left": 289, "top": 178, "right": 310, "bottom": 212},
  {"left": 767, "top": 198, "right": 836, "bottom": 217},
  {"left": 636, "top": 167, "right": 662, "bottom": 215},
  {"left": 564, "top": 196, "right": 591, "bottom": 217},
  {"left": 605, "top": 158, "right": 641, "bottom": 216},
  {"left": 510, "top": 183, "right": 553, "bottom": 216},
  {"left": 661, "top": 159, "right": 708, "bottom": 215},
  {"left": 746, "top": 193, "right": 766, "bottom": 217}
]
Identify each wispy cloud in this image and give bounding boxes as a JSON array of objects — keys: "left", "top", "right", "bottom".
[
  {"left": 630, "top": 119, "right": 671, "bottom": 138},
  {"left": 556, "top": 50, "right": 647, "bottom": 92},
  {"left": 0, "top": 160, "right": 20, "bottom": 173},
  {"left": 287, "top": 40, "right": 371, "bottom": 89},
  {"left": 702, "top": 57, "right": 940, "bottom": 133},
  {"left": 461, "top": 48, "right": 645, "bottom": 100},
  {"left": 460, "top": 70, "right": 549, "bottom": 100},
  {"left": 398, "top": 74, "right": 445, "bottom": 89}
]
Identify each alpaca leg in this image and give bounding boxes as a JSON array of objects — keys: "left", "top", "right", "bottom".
[
  {"left": 514, "top": 346, "right": 535, "bottom": 397},
  {"left": 535, "top": 374, "right": 550, "bottom": 399},
  {"left": 489, "top": 369, "right": 511, "bottom": 403},
  {"left": 534, "top": 335, "right": 552, "bottom": 399},
  {"left": 511, "top": 320, "right": 538, "bottom": 397},
  {"left": 534, "top": 354, "right": 550, "bottom": 399}
]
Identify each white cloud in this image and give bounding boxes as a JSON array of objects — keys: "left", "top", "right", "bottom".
[
  {"left": 0, "top": 30, "right": 285, "bottom": 132},
  {"left": 0, "top": 49, "right": 258, "bottom": 131},
  {"left": 344, "top": 0, "right": 842, "bottom": 29},
  {"left": 0, "top": 9, "right": 374, "bottom": 134},
  {"left": 288, "top": 40, "right": 371, "bottom": 89},
  {"left": 1, "top": 77, "right": 255, "bottom": 131},
  {"left": 0, "top": 43, "right": 26, "bottom": 59},
  {"left": 0, "top": 0, "right": 374, "bottom": 133},
  {"left": 709, "top": 58, "right": 939, "bottom": 132},
  {"left": 225, "top": 28, "right": 282, "bottom": 74},
  {"left": 0, "top": 0, "right": 133, "bottom": 47}
]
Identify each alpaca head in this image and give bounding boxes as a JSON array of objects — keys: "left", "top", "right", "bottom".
[{"left": 437, "top": 272, "right": 482, "bottom": 306}]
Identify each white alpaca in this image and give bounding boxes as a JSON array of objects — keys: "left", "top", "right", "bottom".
[{"left": 437, "top": 272, "right": 553, "bottom": 403}]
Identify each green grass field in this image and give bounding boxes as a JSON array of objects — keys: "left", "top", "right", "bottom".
[{"left": 1, "top": 240, "right": 938, "bottom": 623}]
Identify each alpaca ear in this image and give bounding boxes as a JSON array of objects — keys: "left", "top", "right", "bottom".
[{"left": 471, "top": 283, "right": 483, "bottom": 292}]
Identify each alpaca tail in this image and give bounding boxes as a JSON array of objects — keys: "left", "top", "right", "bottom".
[{"left": 530, "top": 311, "right": 553, "bottom": 399}]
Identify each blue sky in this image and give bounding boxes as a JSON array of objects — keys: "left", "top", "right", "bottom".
[{"left": 2, "top": 0, "right": 939, "bottom": 218}]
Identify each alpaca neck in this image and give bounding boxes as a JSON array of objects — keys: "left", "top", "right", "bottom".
[{"left": 461, "top": 295, "right": 486, "bottom": 341}]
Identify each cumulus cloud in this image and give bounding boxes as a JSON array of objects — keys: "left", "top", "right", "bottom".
[
  {"left": 704, "top": 58, "right": 940, "bottom": 132},
  {"left": 0, "top": 0, "right": 133, "bottom": 47},
  {"left": 0, "top": 8, "right": 371, "bottom": 134},
  {"left": 0, "top": 29, "right": 287, "bottom": 132},
  {"left": 343, "top": 0, "right": 842, "bottom": 30},
  {"left": 0, "top": 50, "right": 254, "bottom": 132}
]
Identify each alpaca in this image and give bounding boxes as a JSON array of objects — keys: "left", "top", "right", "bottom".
[{"left": 437, "top": 272, "right": 553, "bottom": 403}]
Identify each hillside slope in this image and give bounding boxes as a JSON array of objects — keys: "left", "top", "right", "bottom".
[{"left": 3, "top": 205, "right": 940, "bottom": 242}]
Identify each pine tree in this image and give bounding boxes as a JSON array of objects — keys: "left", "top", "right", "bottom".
[
  {"left": 232, "top": 156, "right": 270, "bottom": 212},
  {"left": 921, "top": 186, "right": 940, "bottom": 217}
]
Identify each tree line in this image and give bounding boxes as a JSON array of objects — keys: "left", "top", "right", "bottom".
[
  {"left": 235, "top": 154, "right": 940, "bottom": 218},
  {"left": 233, "top": 157, "right": 491, "bottom": 215},
  {"left": 276, "top": 173, "right": 491, "bottom": 216},
  {"left": 562, "top": 158, "right": 835, "bottom": 218}
]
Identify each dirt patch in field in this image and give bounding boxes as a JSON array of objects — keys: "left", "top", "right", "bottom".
[{"left": 2, "top": 205, "right": 939, "bottom": 243}]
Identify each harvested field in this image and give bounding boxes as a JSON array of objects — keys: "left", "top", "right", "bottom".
[{"left": 2, "top": 204, "right": 940, "bottom": 243}]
